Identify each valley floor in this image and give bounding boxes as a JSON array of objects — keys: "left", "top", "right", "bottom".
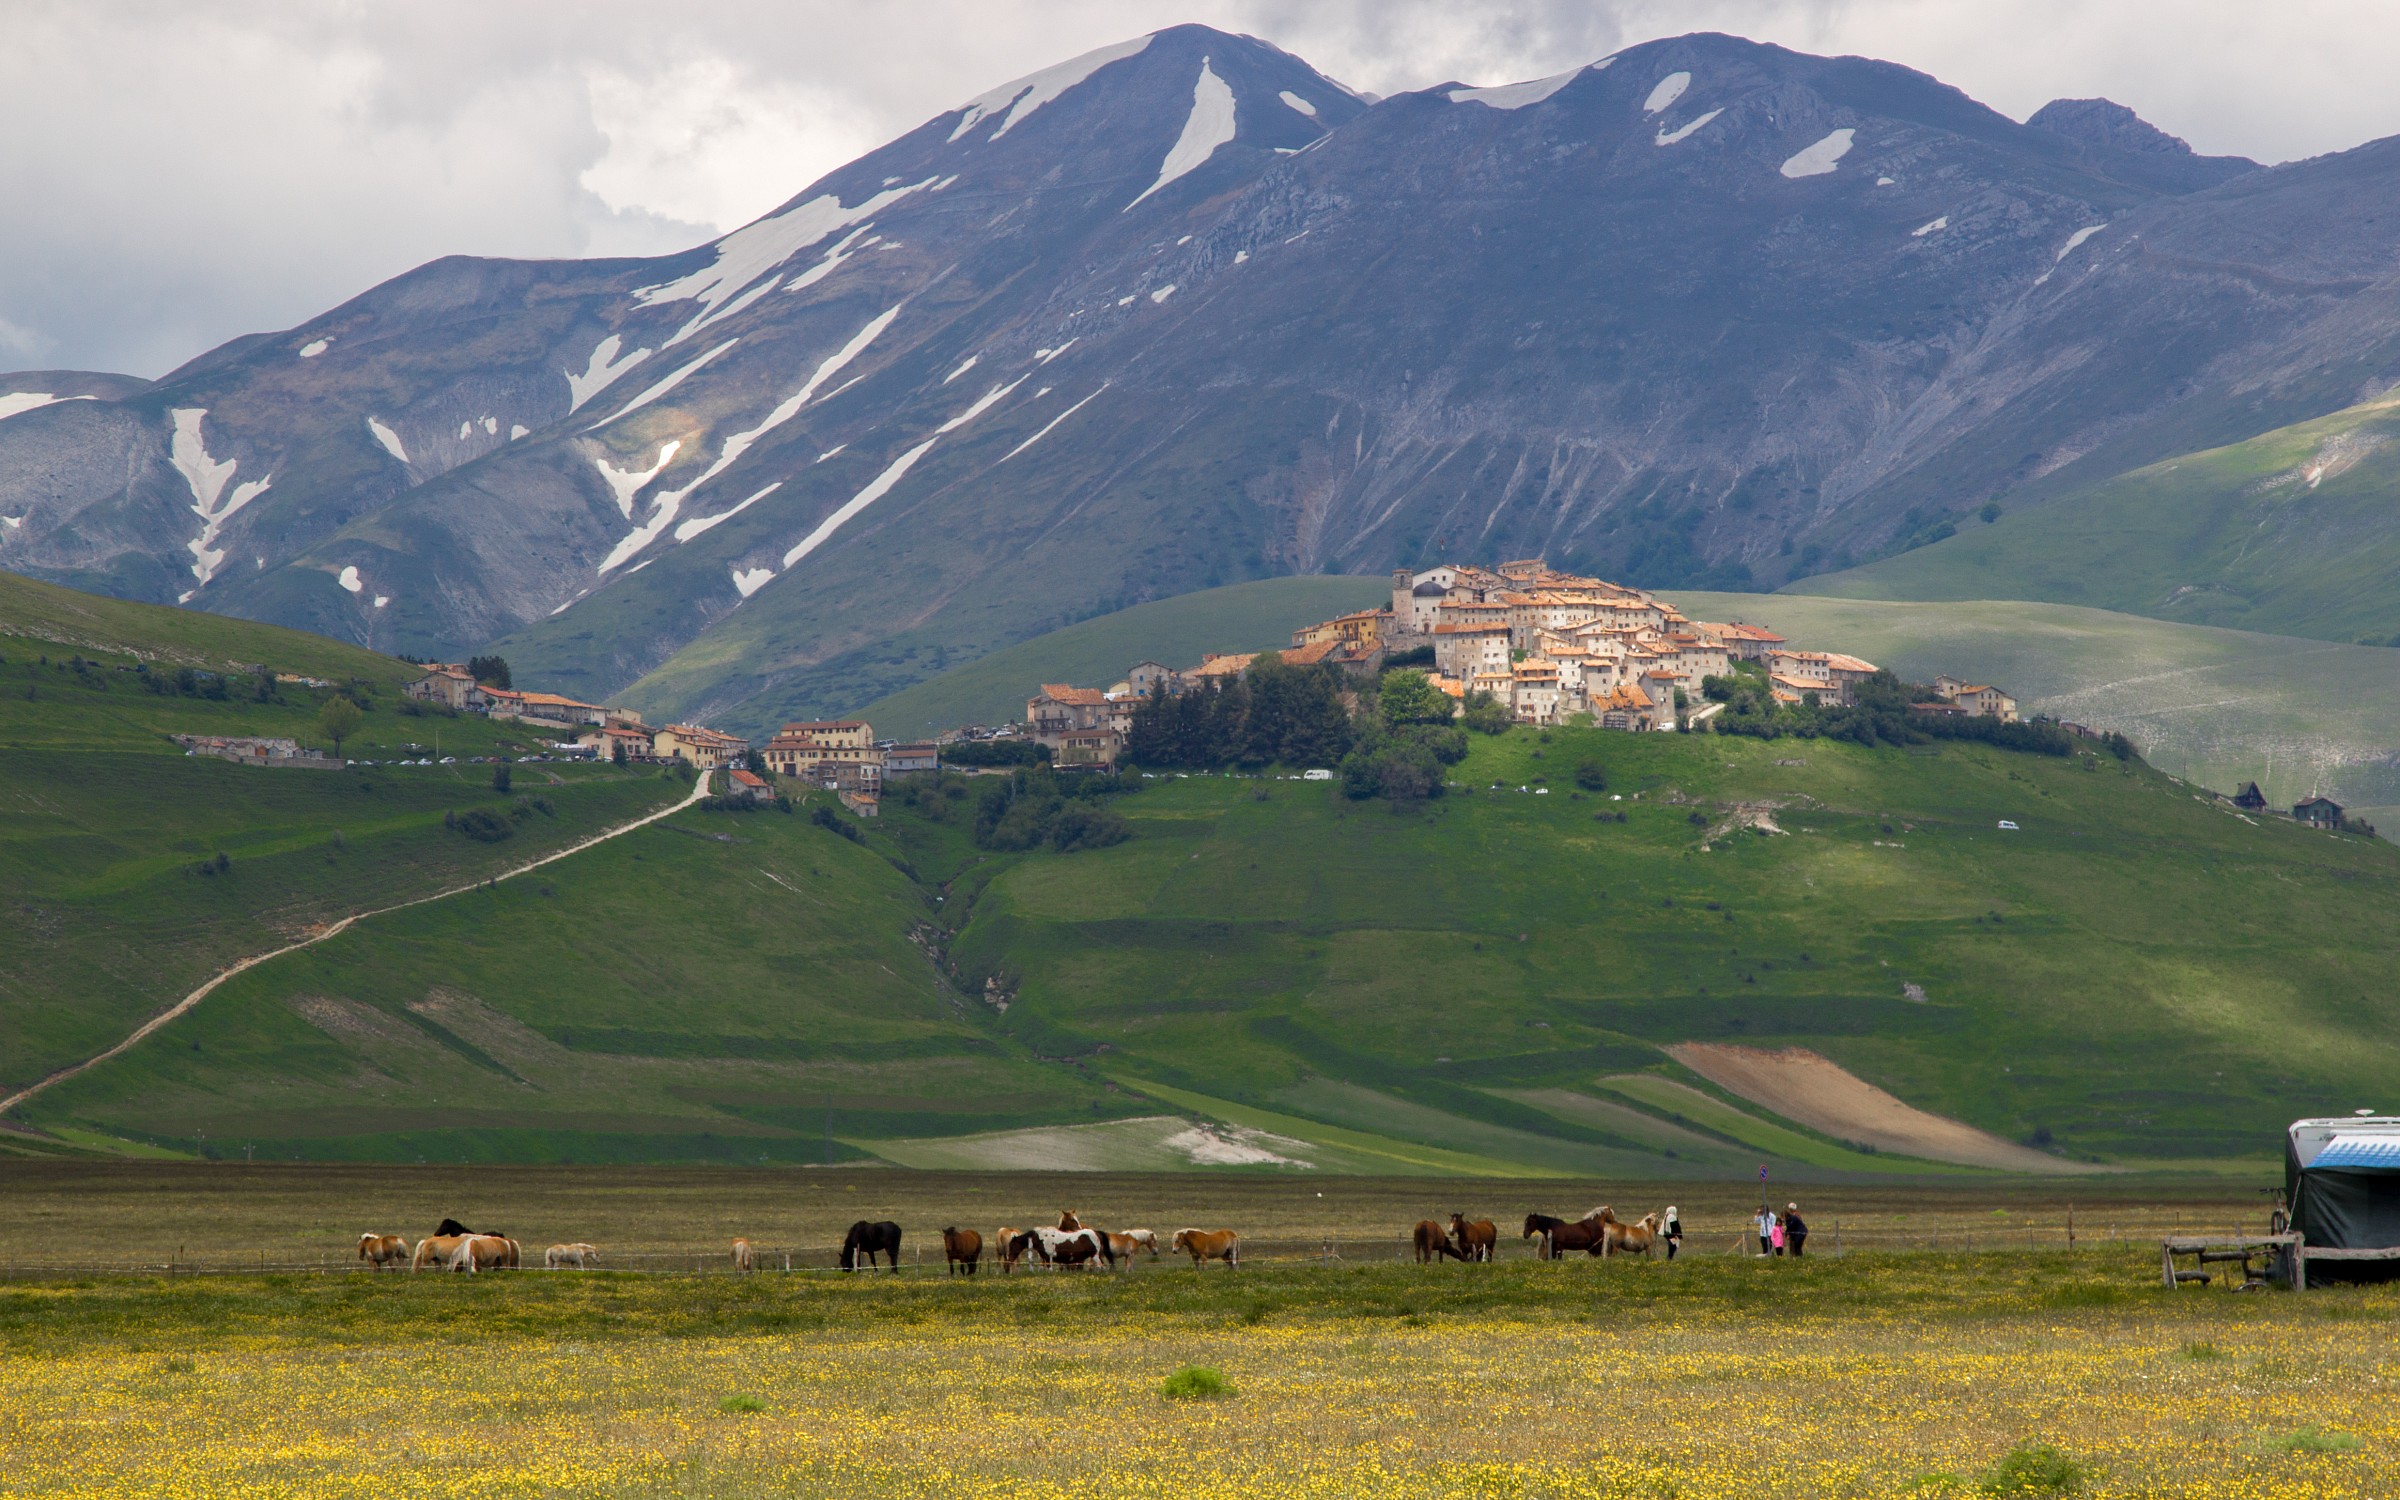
[{"left": 1, "top": 1170, "right": 2389, "bottom": 1500}]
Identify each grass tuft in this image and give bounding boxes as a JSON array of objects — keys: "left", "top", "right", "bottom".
[
  {"left": 2266, "top": 1426, "right": 2358, "bottom": 1455},
  {"left": 716, "top": 1393, "right": 768, "bottom": 1414},
  {"left": 1161, "top": 1365, "right": 1233, "bottom": 1401},
  {"left": 1978, "top": 1442, "right": 2083, "bottom": 1496}
]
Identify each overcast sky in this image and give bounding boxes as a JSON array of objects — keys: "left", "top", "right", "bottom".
[{"left": 7, "top": 0, "right": 2397, "bottom": 379}]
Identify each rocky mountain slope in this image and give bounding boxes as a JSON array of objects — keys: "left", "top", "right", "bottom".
[{"left": 5, "top": 26, "right": 2396, "bottom": 731}]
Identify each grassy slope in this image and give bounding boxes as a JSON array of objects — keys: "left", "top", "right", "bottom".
[
  {"left": 851, "top": 576, "right": 1391, "bottom": 736},
  {"left": 884, "top": 728, "right": 2400, "bottom": 1166},
  {"left": 1676, "top": 591, "right": 2400, "bottom": 817},
  {"left": 1796, "top": 394, "right": 2400, "bottom": 646},
  {"left": 0, "top": 572, "right": 691, "bottom": 1102},
  {"left": 19, "top": 792, "right": 1126, "bottom": 1163}
]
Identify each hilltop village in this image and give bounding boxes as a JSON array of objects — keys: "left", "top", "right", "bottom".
[{"left": 1020, "top": 560, "right": 2019, "bottom": 766}]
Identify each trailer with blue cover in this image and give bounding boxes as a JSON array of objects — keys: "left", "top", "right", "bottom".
[{"left": 2285, "top": 1113, "right": 2400, "bottom": 1284}]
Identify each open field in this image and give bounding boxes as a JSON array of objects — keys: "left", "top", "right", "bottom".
[{"left": 0, "top": 1169, "right": 2390, "bottom": 1500}]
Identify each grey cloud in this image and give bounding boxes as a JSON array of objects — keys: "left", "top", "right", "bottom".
[{"left": 4, "top": 1, "right": 2396, "bottom": 377}]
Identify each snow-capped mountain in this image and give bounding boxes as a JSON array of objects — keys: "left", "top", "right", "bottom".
[{"left": 3, "top": 26, "right": 2393, "bottom": 731}]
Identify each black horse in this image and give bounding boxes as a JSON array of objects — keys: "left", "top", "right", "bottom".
[
  {"left": 841, "top": 1219, "right": 904, "bottom": 1272},
  {"left": 435, "top": 1218, "right": 497, "bottom": 1238}
]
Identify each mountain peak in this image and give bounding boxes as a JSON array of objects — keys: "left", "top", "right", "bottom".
[{"left": 2027, "top": 97, "right": 2194, "bottom": 156}]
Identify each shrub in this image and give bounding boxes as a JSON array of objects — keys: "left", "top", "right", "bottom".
[
  {"left": 449, "top": 808, "right": 514, "bottom": 843},
  {"left": 811, "top": 804, "right": 863, "bottom": 843},
  {"left": 1160, "top": 1365, "right": 1232, "bottom": 1401},
  {"left": 492, "top": 765, "right": 511, "bottom": 794},
  {"left": 1574, "top": 758, "right": 1609, "bottom": 792},
  {"left": 1978, "top": 1443, "right": 2083, "bottom": 1497},
  {"left": 941, "top": 738, "right": 1048, "bottom": 768}
]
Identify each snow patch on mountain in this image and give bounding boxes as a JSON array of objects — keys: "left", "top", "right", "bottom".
[
  {"left": 731, "top": 566, "right": 775, "bottom": 597},
  {"left": 586, "top": 339, "right": 739, "bottom": 432},
  {"left": 2056, "top": 223, "right": 2108, "bottom": 260},
  {"left": 299, "top": 338, "right": 331, "bottom": 358},
  {"left": 337, "top": 566, "right": 362, "bottom": 593},
  {"left": 1150, "top": 285, "right": 1177, "bottom": 303},
  {"left": 634, "top": 178, "right": 934, "bottom": 323},
  {"left": 168, "top": 408, "right": 271, "bottom": 588},
  {"left": 1911, "top": 216, "right": 1949, "bottom": 237},
  {"left": 937, "top": 378, "right": 1028, "bottom": 434},
  {"left": 1036, "top": 339, "right": 1076, "bottom": 363},
  {"left": 676, "top": 481, "right": 781, "bottom": 543},
  {"left": 1655, "top": 109, "right": 1722, "bottom": 146},
  {"left": 1002, "top": 384, "right": 1108, "bottom": 462},
  {"left": 784, "top": 225, "right": 879, "bottom": 295},
  {"left": 510, "top": 424, "right": 530, "bottom": 440},
  {"left": 1780, "top": 128, "right": 1856, "bottom": 178},
  {"left": 949, "top": 33, "right": 1153, "bottom": 143},
  {"left": 0, "top": 392, "right": 75, "bottom": 424},
  {"left": 1128, "top": 58, "right": 1238, "bottom": 209},
  {"left": 1643, "top": 72, "right": 1691, "bottom": 113},
  {"left": 1279, "top": 89, "right": 1318, "bottom": 118},
  {"left": 944, "top": 355, "right": 979, "bottom": 384},
  {"left": 593, "top": 439, "right": 683, "bottom": 520},
  {"left": 1446, "top": 60, "right": 1601, "bottom": 110},
  {"left": 780, "top": 437, "right": 938, "bottom": 570},
  {"left": 566, "top": 335, "right": 653, "bottom": 413}
]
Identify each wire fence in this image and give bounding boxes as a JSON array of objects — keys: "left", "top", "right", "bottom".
[{"left": 0, "top": 1221, "right": 2182, "bottom": 1281}]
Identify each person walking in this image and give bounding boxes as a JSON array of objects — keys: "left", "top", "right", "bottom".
[
  {"left": 1662, "top": 1205, "right": 1683, "bottom": 1261},
  {"left": 1770, "top": 1211, "right": 1787, "bottom": 1256},
  {"left": 1785, "top": 1202, "right": 1810, "bottom": 1258},
  {"left": 1754, "top": 1205, "right": 1774, "bottom": 1257}
]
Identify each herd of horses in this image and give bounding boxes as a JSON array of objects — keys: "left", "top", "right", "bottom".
[
  {"left": 355, "top": 1212, "right": 1241, "bottom": 1275},
  {"left": 361, "top": 1206, "right": 1667, "bottom": 1275},
  {"left": 1415, "top": 1207, "right": 1670, "bottom": 1263}
]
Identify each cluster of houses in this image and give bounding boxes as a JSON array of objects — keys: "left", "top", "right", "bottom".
[
  {"left": 172, "top": 734, "right": 341, "bottom": 770},
  {"left": 404, "top": 664, "right": 936, "bottom": 815},
  {"left": 2231, "top": 782, "right": 2362, "bottom": 834},
  {"left": 1020, "top": 559, "right": 2020, "bottom": 764}
]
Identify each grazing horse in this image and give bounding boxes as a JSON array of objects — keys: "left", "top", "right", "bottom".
[
  {"left": 1108, "top": 1229, "right": 1160, "bottom": 1262},
  {"left": 1172, "top": 1228, "right": 1240, "bottom": 1269},
  {"left": 1415, "top": 1220, "right": 1463, "bottom": 1263},
  {"left": 357, "top": 1233, "right": 409, "bottom": 1270},
  {"left": 412, "top": 1235, "right": 468, "bottom": 1272},
  {"left": 434, "top": 1218, "right": 494, "bottom": 1238},
  {"left": 941, "top": 1227, "right": 983, "bottom": 1275},
  {"left": 544, "top": 1242, "right": 597, "bottom": 1269},
  {"left": 448, "top": 1235, "right": 518, "bottom": 1272},
  {"left": 1604, "top": 1212, "right": 1664, "bottom": 1259},
  {"left": 731, "top": 1238, "right": 755, "bottom": 1273},
  {"left": 841, "top": 1220, "right": 904, "bottom": 1272},
  {"left": 1450, "top": 1214, "right": 1498, "bottom": 1263},
  {"left": 1012, "top": 1225, "right": 1113, "bottom": 1270},
  {"left": 995, "top": 1227, "right": 1027, "bottom": 1274}
]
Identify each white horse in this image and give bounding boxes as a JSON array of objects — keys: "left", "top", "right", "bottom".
[{"left": 544, "top": 1242, "right": 598, "bottom": 1269}]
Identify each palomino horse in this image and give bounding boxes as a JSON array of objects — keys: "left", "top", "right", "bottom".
[
  {"left": 1172, "top": 1228, "right": 1240, "bottom": 1269},
  {"left": 732, "top": 1238, "right": 755, "bottom": 1273},
  {"left": 1104, "top": 1229, "right": 1159, "bottom": 1265},
  {"left": 995, "top": 1227, "right": 1027, "bottom": 1274},
  {"left": 357, "top": 1233, "right": 409, "bottom": 1269},
  {"left": 544, "top": 1243, "right": 598, "bottom": 1269},
  {"left": 1414, "top": 1220, "right": 1462, "bottom": 1263},
  {"left": 841, "top": 1220, "right": 904, "bottom": 1272},
  {"left": 448, "top": 1235, "right": 518, "bottom": 1272},
  {"left": 941, "top": 1227, "right": 983, "bottom": 1275},
  {"left": 412, "top": 1235, "right": 468, "bottom": 1272},
  {"left": 1604, "top": 1212, "right": 1664, "bottom": 1258},
  {"left": 1450, "top": 1214, "right": 1498, "bottom": 1263}
]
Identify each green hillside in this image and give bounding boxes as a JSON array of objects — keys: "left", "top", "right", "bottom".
[
  {"left": 1676, "top": 592, "right": 2400, "bottom": 821},
  {"left": 1797, "top": 394, "right": 2400, "bottom": 646},
  {"left": 855, "top": 576, "right": 1390, "bottom": 736},
  {"left": 884, "top": 730, "right": 2400, "bottom": 1168},
  {"left": 0, "top": 571, "right": 687, "bottom": 1110}
]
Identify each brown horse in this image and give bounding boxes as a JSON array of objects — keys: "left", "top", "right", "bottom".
[
  {"left": 1103, "top": 1229, "right": 1157, "bottom": 1266},
  {"left": 449, "top": 1234, "right": 517, "bottom": 1272},
  {"left": 1522, "top": 1213, "right": 1609, "bottom": 1259},
  {"left": 1172, "top": 1228, "right": 1240, "bottom": 1268},
  {"left": 942, "top": 1227, "right": 983, "bottom": 1275},
  {"left": 1450, "top": 1214, "right": 1498, "bottom": 1263},
  {"left": 1057, "top": 1209, "right": 1085, "bottom": 1231},
  {"left": 995, "top": 1227, "right": 1027, "bottom": 1274},
  {"left": 412, "top": 1235, "right": 467, "bottom": 1272},
  {"left": 1414, "top": 1219, "right": 1462, "bottom": 1263},
  {"left": 1605, "top": 1212, "right": 1664, "bottom": 1259},
  {"left": 357, "top": 1233, "right": 409, "bottom": 1269}
]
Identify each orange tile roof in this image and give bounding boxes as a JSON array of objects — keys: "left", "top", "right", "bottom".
[
  {"left": 728, "top": 768, "right": 769, "bottom": 788},
  {"left": 1036, "top": 684, "right": 1111, "bottom": 705}
]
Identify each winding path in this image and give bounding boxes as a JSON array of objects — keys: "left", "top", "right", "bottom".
[{"left": 0, "top": 770, "right": 714, "bottom": 1118}]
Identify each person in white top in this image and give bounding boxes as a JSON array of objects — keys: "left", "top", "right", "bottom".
[{"left": 1754, "top": 1205, "right": 1774, "bottom": 1257}]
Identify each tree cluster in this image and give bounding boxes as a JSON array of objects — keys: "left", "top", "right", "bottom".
[
  {"left": 972, "top": 766, "right": 1137, "bottom": 852},
  {"left": 1704, "top": 663, "right": 2093, "bottom": 757},
  {"left": 467, "top": 655, "right": 512, "bottom": 690},
  {"left": 1124, "top": 653, "right": 1355, "bottom": 770},
  {"left": 940, "top": 738, "right": 1050, "bottom": 768},
  {"left": 1338, "top": 668, "right": 1468, "bottom": 805}
]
